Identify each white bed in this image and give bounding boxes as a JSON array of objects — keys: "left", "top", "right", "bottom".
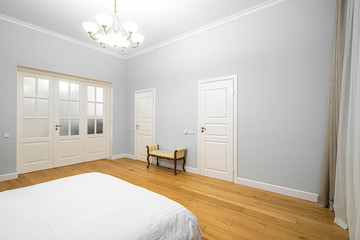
[{"left": 0, "top": 172, "right": 202, "bottom": 240}]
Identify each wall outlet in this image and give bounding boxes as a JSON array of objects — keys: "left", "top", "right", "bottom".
[
  {"left": 2, "top": 133, "right": 10, "bottom": 138},
  {"left": 187, "top": 130, "right": 194, "bottom": 135}
]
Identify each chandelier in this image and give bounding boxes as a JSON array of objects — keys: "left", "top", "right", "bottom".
[{"left": 82, "top": 0, "right": 144, "bottom": 51}]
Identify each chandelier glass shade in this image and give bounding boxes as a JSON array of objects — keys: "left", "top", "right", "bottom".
[{"left": 83, "top": 0, "right": 144, "bottom": 51}]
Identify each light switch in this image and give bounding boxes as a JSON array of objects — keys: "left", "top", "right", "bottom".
[
  {"left": 188, "top": 130, "right": 194, "bottom": 135},
  {"left": 2, "top": 133, "right": 10, "bottom": 138},
  {"left": 184, "top": 130, "right": 188, "bottom": 135}
]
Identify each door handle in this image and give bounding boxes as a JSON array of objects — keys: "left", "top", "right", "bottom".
[
  {"left": 201, "top": 126, "right": 206, "bottom": 133},
  {"left": 136, "top": 125, "right": 139, "bottom": 130},
  {"left": 55, "top": 124, "right": 62, "bottom": 130}
]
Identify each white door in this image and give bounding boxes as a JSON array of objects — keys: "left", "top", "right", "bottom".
[
  {"left": 135, "top": 89, "right": 155, "bottom": 162},
  {"left": 199, "top": 76, "right": 236, "bottom": 182},
  {"left": 85, "top": 84, "right": 107, "bottom": 161},
  {"left": 53, "top": 79, "right": 84, "bottom": 167},
  {"left": 17, "top": 69, "right": 110, "bottom": 173},
  {"left": 17, "top": 72, "right": 53, "bottom": 173}
]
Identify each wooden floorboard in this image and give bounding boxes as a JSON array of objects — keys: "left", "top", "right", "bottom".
[{"left": 0, "top": 158, "right": 349, "bottom": 240}]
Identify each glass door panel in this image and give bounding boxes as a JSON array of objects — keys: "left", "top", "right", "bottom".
[
  {"left": 53, "top": 79, "right": 83, "bottom": 167},
  {"left": 22, "top": 77, "right": 50, "bottom": 138},
  {"left": 86, "top": 84, "right": 106, "bottom": 161},
  {"left": 20, "top": 74, "right": 52, "bottom": 173},
  {"left": 87, "top": 86, "right": 104, "bottom": 135}
]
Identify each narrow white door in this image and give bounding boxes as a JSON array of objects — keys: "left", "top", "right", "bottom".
[
  {"left": 17, "top": 72, "right": 53, "bottom": 173},
  {"left": 135, "top": 89, "right": 155, "bottom": 161},
  {"left": 53, "top": 79, "right": 84, "bottom": 167},
  {"left": 199, "top": 76, "right": 236, "bottom": 182},
  {"left": 85, "top": 84, "right": 107, "bottom": 161}
]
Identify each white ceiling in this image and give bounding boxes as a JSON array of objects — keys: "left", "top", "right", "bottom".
[{"left": 0, "top": 0, "right": 269, "bottom": 57}]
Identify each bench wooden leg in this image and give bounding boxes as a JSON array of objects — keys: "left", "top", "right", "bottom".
[
  {"left": 174, "top": 159, "right": 177, "bottom": 175},
  {"left": 156, "top": 157, "right": 159, "bottom": 166},
  {"left": 182, "top": 157, "right": 186, "bottom": 172},
  {"left": 147, "top": 155, "right": 150, "bottom": 168}
]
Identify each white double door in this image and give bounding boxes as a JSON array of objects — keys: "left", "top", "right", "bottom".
[{"left": 18, "top": 71, "right": 108, "bottom": 173}]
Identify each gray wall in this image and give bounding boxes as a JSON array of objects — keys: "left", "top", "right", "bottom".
[
  {"left": 0, "top": 20, "right": 126, "bottom": 175},
  {"left": 125, "top": 0, "right": 336, "bottom": 193},
  {"left": 0, "top": 0, "right": 336, "bottom": 194}
]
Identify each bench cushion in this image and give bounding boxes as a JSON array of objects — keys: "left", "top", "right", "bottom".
[
  {"left": 150, "top": 150, "right": 175, "bottom": 159},
  {"left": 149, "top": 148, "right": 186, "bottom": 159}
]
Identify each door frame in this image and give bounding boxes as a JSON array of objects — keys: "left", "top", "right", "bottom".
[
  {"left": 134, "top": 88, "right": 156, "bottom": 162},
  {"left": 16, "top": 66, "right": 113, "bottom": 173},
  {"left": 197, "top": 75, "right": 238, "bottom": 182}
]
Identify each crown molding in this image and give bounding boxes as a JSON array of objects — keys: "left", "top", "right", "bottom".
[
  {"left": 0, "top": 13, "right": 125, "bottom": 59},
  {"left": 124, "top": 0, "right": 289, "bottom": 59},
  {"left": 0, "top": 0, "right": 288, "bottom": 61}
]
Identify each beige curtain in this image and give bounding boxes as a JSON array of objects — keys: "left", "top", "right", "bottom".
[
  {"left": 334, "top": 0, "right": 360, "bottom": 238},
  {"left": 317, "top": 0, "right": 347, "bottom": 211}
]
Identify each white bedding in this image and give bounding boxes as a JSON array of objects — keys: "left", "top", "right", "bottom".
[{"left": 0, "top": 172, "right": 202, "bottom": 240}]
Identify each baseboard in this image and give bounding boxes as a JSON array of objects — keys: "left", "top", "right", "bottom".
[
  {"left": 235, "top": 177, "right": 318, "bottom": 202},
  {"left": 0, "top": 172, "right": 18, "bottom": 181},
  {"left": 185, "top": 167, "right": 199, "bottom": 174},
  {"left": 334, "top": 217, "right": 348, "bottom": 229},
  {"left": 110, "top": 154, "right": 140, "bottom": 160},
  {"left": 123, "top": 154, "right": 136, "bottom": 160},
  {"left": 109, "top": 154, "right": 126, "bottom": 160}
]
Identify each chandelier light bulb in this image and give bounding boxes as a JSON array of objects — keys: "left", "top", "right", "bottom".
[
  {"left": 108, "top": 32, "right": 122, "bottom": 47},
  {"left": 99, "top": 35, "right": 110, "bottom": 44},
  {"left": 95, "top": 33, "right": 102, "bottom": 40},
  {"left": 119, "top": 37, "right": 130, "bottom": 48},
  {"left": 83, "top": 21, "right": 99, "bottom": 33},
  {"left": 123, "top": 21, "right": 138, "bottom": 34},
  {"left": 131, "top": 33, "right": 144, "bottom": 44},
  {"left": 96, "top": 14, "right": 113, "bottom": 27}
]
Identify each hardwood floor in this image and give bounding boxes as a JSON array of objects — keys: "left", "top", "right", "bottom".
[{"left": 0, "top": 158, "right": 349, "bottom": 240}]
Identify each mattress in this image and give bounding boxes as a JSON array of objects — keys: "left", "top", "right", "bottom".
[{"left": 0, "top": 172, "right": 202, "bottom": 240}]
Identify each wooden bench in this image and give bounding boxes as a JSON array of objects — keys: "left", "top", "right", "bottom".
[{"left": 146, "top": 144, "right": 187, "bottom": 175}]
